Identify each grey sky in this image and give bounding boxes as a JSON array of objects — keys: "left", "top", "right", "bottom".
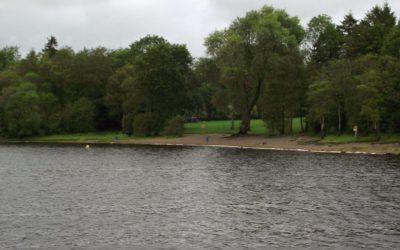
[{"left": 1, "top": 0, "right": 399, "bottom": 58}]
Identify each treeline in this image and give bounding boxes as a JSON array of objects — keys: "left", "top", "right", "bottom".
[{"left": 0, "top": 3, "right": 399, "bottom": 138}]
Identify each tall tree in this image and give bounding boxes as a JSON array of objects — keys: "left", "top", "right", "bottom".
[
  {"left": 65, "top": 47, "right": 113, "bottom": 129},
  {"left": 260, "top": 50, "right": 306, "bottom": 135},
  {"left": 62, "top": 97, "right": 96, "bottom": 132},
  {"left": 0, "top": 82, "right": 42, "bottom": 137},
  {"left": 17, "top": 50, "right": 39, "bottom": 76},
  {"left": 106, "top": 36, "right": 193, "bottom": 135},
  {"left": 338, "top": 13, "right": 359, "bottom": 59},
  {"left": 318, "top": 60, "right": 354, "bottom": 134},
  {"left": 0, "top": 46, "right": 20, "bottom": 71},
  {"left": 205, "top": 6, "right": 304, "bottom": 134},
  {"left": 129, "top": 41, "right": 192, "bottom": 131},
  {"left": 356, "top": 3, "right": 396, "bottom": 55},
  {"left": 356, "top": 72, "right": 383, "bottom": 137},
  {"left": 307, "top": 80, "right": 335, "bottom": 138},
  {"left": 104, "top": 64, "right": 134, "bottom": 128},
  {"left": 193, "top": 58, "right": 220, "bottom": 119},
  {"left": 304, "top": 14, "right": 343, "bottom": 69},
  {"left": 42, "top": 36, "right": 58, "bottom": 57},
  {"left": 382, "top": 24, "right": 400, "bottom": 58}
]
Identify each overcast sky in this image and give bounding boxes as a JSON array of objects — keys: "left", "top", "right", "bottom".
[{"left": 1, "top": 0, "right": 399, "bottom": 58}]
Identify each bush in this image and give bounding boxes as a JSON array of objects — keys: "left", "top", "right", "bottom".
[
  {"left": 164, "top": 116, "right": 185, "bottom": 136},
  {"left": 133, "top": 113, "right": 158, "bottom": 136}
]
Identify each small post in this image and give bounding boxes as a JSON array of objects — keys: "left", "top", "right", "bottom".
[{"left": 353, "top": 125, "right": 358, "bottom": 138}]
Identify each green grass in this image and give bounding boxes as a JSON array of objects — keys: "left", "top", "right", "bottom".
[
  {"left": 2, "top": 118, "right": 398, "bottom": 145},
  {"left": 184, "top": 118, "right": 304, "bottom": 135},
  {"left": 321, "top": 134, "right": 377, "bottom": 144},
  {"left": 379, "top": 133, "right": 400, "bottom": 143},
  {"left": 320, "top": 133, "right": 400, "bottom": 144},
  {"left": 27, "top": 131, "right": 131, "bottom": 142}
]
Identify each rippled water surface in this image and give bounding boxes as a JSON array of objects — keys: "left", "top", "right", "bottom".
[{"left": 0, "top": 144, "right": 400, "bottom": 249}]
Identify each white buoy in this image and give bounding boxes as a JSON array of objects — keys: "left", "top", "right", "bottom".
[{"left": 85, "top": 144, "right": 90, "bottom": 149}]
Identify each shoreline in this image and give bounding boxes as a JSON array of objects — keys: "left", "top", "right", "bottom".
[{"left": 1, "top": 134, "right": 399, "bottom": 156}]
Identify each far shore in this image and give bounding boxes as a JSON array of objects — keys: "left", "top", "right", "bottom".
[{"left": 1, "top": 133, "right": 399, "bottom": 156}]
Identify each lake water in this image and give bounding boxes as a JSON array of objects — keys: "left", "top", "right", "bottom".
[{"left": 0, "top": 144, "right": 400, "bottom": 249}]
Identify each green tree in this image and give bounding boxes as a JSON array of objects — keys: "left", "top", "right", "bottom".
[
  {"left": 0, "top": 46, "right": 20, "bottom": 71},
  {"left": 42, "top": 36, "right": 58, "bottom": 57},
  {"left": 338, "top": 13, "right": 359, "bottom": 59},
  {"left": 382, "top": 24, "right": 400, "bottom": 58},
  {"left": 62, "top": 97, "right": 96, "bottom": 132},
  {"left": 307, "top": 80, "right": 335, "bottom": 138},
  {"left": 17, "top": 50, "right": 39, "bottom": 76},
  {"left": 64, "top": 47, "right": 113, "bottom": 129},
  {"left": 318, "top": 60, "right": 354, "bottom": 134},
  {"left": 38, "top": 91, "right": 61, "bottom": 133},
  {"left": 205, "top": 6, "right": 304, "bottom": 134},
  {"left": 304, "top": 14, "right": 343, "bottom": 69},
  {"left": 104, "top": 64, "right": 133, "bottom": 127},
  {"left": 192, "top": 58, "right": 220, "bottom": 119},
  {"left": 0, "top": 70, "right": 21, "bottom": 91},
  {"left": 122, "top": 37, "right": 192, "bottom": 134},
  {"left": 356, "top": 3, "right": 396, "bottom": 55},
  {"left": 375, "top": 55, "right": 400, "bottom": 132},
  {"left": 260, "top": 50, "right": 306, "bottom": 135},
  {"left": 0, "top": 82, "right": 42, "bottom": 137},
  {"left": 356, "top": 74, "right": 383, "bottom": 137}
]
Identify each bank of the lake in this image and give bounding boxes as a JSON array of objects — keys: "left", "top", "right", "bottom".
[{"left": 1, "top": 133, "right": 400, "bottom": 155}]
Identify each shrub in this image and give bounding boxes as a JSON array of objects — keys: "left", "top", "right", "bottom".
[
  {"left": 164, "top": 116, "right": 185, "bottom": 136},
  {"left": 133, "top": 113, "right": 158, "bottom": 136}
]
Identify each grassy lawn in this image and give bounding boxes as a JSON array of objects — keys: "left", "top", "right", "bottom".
[
  {"left": 27, "top": 131, "right": 131, "bottom": 142},
  {"left": 321, "top": 133, "right": 400, "bottom": 144},
  {"left": 184, "top": 119, "right": 261, "bottom": 134},
  {"left": 321, "top": 134, "right": 378, "bottom": 144},
  {"left": 184, "top": 118, "right": 304, "bottom": 135},
  {"left": 1, "top": 118, "right": 398, "bottom": 145}
]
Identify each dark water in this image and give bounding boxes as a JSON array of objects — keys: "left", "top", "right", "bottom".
[{"left": 0, "top": 144, "right": 400, "bottom": 249}]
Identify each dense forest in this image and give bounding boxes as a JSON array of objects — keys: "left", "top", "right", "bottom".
[{"left": 0, "top": 3, "right": 399, "bottom": 138}]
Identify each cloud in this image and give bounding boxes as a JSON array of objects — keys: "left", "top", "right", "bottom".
[{"left": 0, "top": 0, "right": 399, "bottom": 58}]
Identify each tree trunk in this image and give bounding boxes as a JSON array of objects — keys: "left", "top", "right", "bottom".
[
  {"left": 230, "top": 114, "right": 234, "bottom": 130},
  {"left": 239, "top": 112, "right": 251, "bottom": 134},
  {"left": 300, "top": 116, "right": 304, "bottom": 133},
  {"left": 238, "top": 79, "right": 263, "bottom": 135},
  {"left": 375, "top": 121, "right": 381, "bottom": 140},
  {"left": 305, "top": 119, "right": 308, "bottom": 132},
  {"left": 337, "top": 103, "right": 342, "bottom": 135},
  {"left": 280, "top": 107, "right": 285, "bottom": 135},
  {"left": 320, "top": 116, "right": 325, "bottom": 139}
]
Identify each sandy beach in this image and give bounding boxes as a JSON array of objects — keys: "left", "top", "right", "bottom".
[
  {"left": 2, "top": 133, "right": 399, "bottom": 155},
  {"left": 114, "top": 134, "right": 400, "bottom": 155}
]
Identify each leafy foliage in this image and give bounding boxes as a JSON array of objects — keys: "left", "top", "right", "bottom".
[
  {"left": 0, "top": 82, "right": 41, "bottom": 137},
  {"left": 62, "top": 97, "right": 96, "bottom": 133},
  {"left": 164, "top": 116, "right": 185, "bottom": 136},
  {"left": 133, "top": 113, "right": 159, "bottom": 136},
  {"left": 205, "top": 6, "right": 304, "bottom": 134},
  {"left": 0, "top": 3, "right": 399, "bottom": 139}
]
